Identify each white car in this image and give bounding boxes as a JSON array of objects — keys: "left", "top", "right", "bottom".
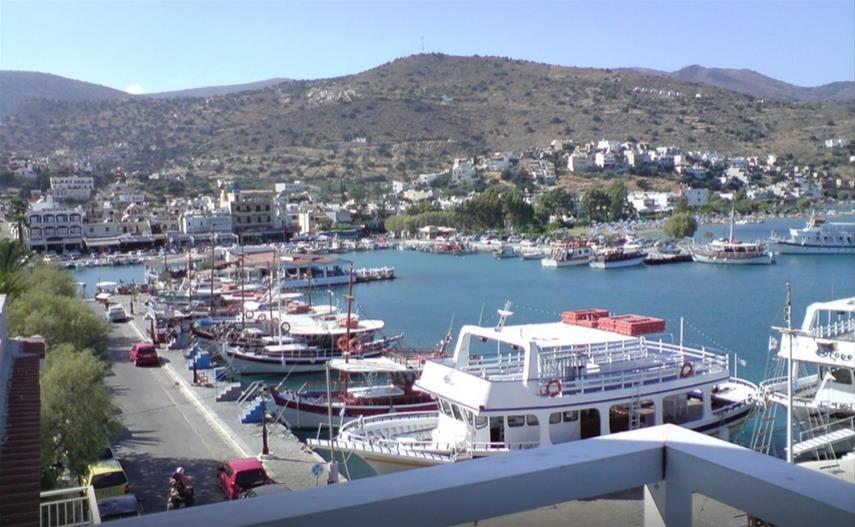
[{"left": 105, "top": 304, "right": 128, "bottom": 323}]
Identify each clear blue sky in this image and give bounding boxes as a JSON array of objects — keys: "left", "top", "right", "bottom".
[{"left": 1, "top": 1, "right": 852, "bottom": 94}]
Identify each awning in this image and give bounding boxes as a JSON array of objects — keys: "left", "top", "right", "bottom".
[
  {"left": 84, "top": 237, "right": 121, "bottom": 247},
  {"left": 328, "top": 357, "right": 410, "bottom": 373}
]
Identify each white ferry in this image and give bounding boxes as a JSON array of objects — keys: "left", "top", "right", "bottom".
[
  {"left": 770, "top": 214, "right": 855, "bottom": 255},
  {"left": 310, "top": 305, "right": 756, "bottom": 474},
  {"left": 755, "top": 297, "right": 855, "bottom": 461},
  {"left": 541, "top": 241, "right": 591, "bottom": 267}
]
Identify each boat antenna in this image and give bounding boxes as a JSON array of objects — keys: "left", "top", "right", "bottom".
[
  {"left": 209, "top": 234, "right": 215, "bottom": 316},
  {"left": 478, "top": 303, "right": 485, "bottom": 325},
  {"left": 240, "top": 236, "right": 246, "bottom": 330},
  {"left": 785, "top": 282, "right": 794, "bottom": 464}
]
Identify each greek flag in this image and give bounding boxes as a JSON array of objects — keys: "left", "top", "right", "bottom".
[{"left": 768, "top": 336, "right": 779, "bottom": 351}]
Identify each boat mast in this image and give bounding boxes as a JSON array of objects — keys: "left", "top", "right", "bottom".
[
  {"left": 209, "top": 234, "right": 215, "bottom": 316},
  {"left": 729, "top": 205, "right": 735, "bottom": 244},
  {"left": 785, "top": 282, "right": 794, "bottom": 464},
  {"left": 240, "top": 236, "right": 245, "bottom": 330}
]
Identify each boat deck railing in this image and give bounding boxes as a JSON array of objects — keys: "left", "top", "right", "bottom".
[
  {"left": 811, "top": 317, "right": 855, "bottom": 340},
  {"left": 460, "top": 340, "right": 729, "bottom": 395}
]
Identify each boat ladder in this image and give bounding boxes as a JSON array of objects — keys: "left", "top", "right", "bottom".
[
  {"left": 750, "top": 359, "right": 785, "bottom": 456},
  {"left": 798, "top": 406, "right": 837, "bottom": 461},
  {"left": 628, "top": 382, "right": 642, "bottom": 431}
]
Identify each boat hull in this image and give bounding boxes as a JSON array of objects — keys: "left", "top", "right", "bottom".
[
  {"left": 228, "top": 349, "right": 385, "bottom": 374},
  {"left": 691, "top": 252, "right": 775, "bottom": 265},
  {"left": 589, "top": 255, "right": 646, "bottom": 269},
  {"left": 273, "top": 393, "right": 436, "bottom": 430},
  {"left": 541, "top": 258, "right": 588, "bottom": 268},
  {"left": 769, "top": 241, "right": 855, "bottom": 255}
]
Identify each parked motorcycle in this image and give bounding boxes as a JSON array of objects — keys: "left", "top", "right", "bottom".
[{"left": 166, "top": 477, "right": 195, "bottom": 510}]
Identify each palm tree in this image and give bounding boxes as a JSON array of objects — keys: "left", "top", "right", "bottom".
[
  {"left": 0, "top": 240, "right": 31, "bottom": 298},
  {"left": 8, "top": 197, "right": 29, "bottom": 245}
]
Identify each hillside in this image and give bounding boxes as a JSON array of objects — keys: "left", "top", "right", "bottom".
[
  {"left": 1, "top": 54, "right": 853, "bottom": 184},
  {"left": 144, "top": 78, "right": 292, "bottom": 99},
  {"left": 0, "top": 71, "right": 129, "bottom": 118},
  {"left": 621, "top": 65, "right": 854, "bottom": 102}
]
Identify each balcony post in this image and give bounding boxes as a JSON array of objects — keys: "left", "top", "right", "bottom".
[{"left": 644, "top": 481, "right": 692, "bottom": 527}]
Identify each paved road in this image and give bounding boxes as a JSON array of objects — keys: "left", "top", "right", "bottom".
[{"left": 98, "top": 301, "right": 239, "bottom": 512}]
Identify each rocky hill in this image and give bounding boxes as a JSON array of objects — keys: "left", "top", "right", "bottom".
[
  {"left": 621, "top": 65, "right": 854, "bottom": 102},
  {"left": 144, "top": 78, "right": 292, "bottom": 99},
  {"left": 0, "top": 71, "right": 129, "bottom": 118},
  {"left": 1, "top": 55, "right": 853, "bottom": 184}
]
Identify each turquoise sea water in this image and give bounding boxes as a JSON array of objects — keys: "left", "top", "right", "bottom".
[{"left": 73, "top": 217, "right": 855, "bottom": 386}]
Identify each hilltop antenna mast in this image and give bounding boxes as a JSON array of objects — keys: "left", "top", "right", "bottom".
[{"left": 421, "top": 35, "right": 424, "bottom": 53}]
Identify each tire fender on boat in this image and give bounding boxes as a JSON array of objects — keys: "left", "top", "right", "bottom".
[
  {"left": 349, "top": 338, "right": 363, "bottom": 354},
  {"left": 280, "top": 321, "right": 291, "bottom": 334},
  {"left": 257, "top": 313, "right": 267, "bottom": 322},
  {"left": 336, "top": 335, "right": 350, "bottom": 351},
  {"left": 680, "top": 362, "right": 694, "bottom": 378}
]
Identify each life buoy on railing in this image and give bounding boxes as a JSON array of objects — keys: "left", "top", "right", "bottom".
[
  {"left": 246, "top": 311, "right": 255, "bottom": 320},
  {"left": 257, "top": 313, "right": 267, "bottom": 322},
  {"left": 280, "top": 321, "right": 291, "bottom": 334},
  {"left": 349, "top": 338, "right": 363, "bottom": 354},
  {"left": 546, "top": 379, "right": 562, "bottom": 398},
  {"left": 680, "top": 362, "right": 694, "bottom": 378},
  {"left": 336, "top": 335, "right": 350, "bottom": 351},
  {"left": 270, "top": 317, "right": 279, "bottom": 326}
]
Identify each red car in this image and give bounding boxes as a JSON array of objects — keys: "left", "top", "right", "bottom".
[
  {"left": 129, "top": 342, "right": 159, "bottom": 367},
  {"left": 217, "top": 458, "right": 273, "bottom": 500}
]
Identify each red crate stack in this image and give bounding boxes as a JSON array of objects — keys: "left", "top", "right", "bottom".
[
  {"left": 597, "top": 314, "right": 666, "bottom": 336},
  {"left": 561, "top": 309, "right": 610, "bottom": 327}
]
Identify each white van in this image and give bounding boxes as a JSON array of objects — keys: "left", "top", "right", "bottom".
[{"left": 105, "top": 304, "right": 128, "bottom": 323}]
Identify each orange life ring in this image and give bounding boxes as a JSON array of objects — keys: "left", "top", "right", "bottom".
[
  {"left": 280, "top": 321, "right": 291, "bottom": 333},
  {"left": 349, "top": 338, "right": 363, "bottom": 354},
  {"left": 336, "top": 335, "right": 350, "bottom": 351},
  {"left": 546, "top": 379, "right": 562, "bottom": 397},
  {"left": 257, "top": 313, "right": 267, "bottom": 321},
  {"left": 680, "top": 362, "right": 694, "bottom": 378}
]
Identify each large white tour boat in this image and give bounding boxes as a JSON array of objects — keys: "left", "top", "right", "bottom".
[
  {"left": 310, "top": 305, "right": 757, "bottom": 474},
  {"left": 770, "top": 214, "right": 855, "bottom": 255},
  {"left": 541, "top": 241, "right": 591, "bottom": 267}
]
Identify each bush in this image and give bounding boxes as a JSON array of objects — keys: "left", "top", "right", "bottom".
[{"left": 664, "top": 212, "right": 698, "bottom": 239}]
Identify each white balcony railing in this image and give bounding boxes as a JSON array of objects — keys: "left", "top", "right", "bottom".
[
  {"left": 107, "top": 424, "right": 854, "bottom": 527},
  {"left": 40, "top": 486, "right": 100, "bottom": 527}
]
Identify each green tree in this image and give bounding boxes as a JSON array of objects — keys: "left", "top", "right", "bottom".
[
  {"left": 663, "top": 212, "right": 699, "bottom": 238},
  {"left": 535, "top": 188, "right": 576, "bottom": 222},
  {"left": 9, "top": 278, "right": 109, "bottom": 358},
  {"left": 0, "top": 240, "right": 31, "bottom": 298},
  {"left": 605, "top": 180, "right": 634, "bottom": 221},
  {"left": 41, "top": 345, "right": 120, "bottom": 487},
  {"left": 8, "top": 197, "right": 29, "bottom": 244},
  {"left": 581, "top": 188, "right": 611, "bottom": 223},
  {"left": 19, "top": 265, "right": 78, "bottom": 298}
]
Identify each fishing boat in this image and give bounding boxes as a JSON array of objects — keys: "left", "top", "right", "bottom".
[
  {"left": 643, "top": 244, "right": 693, "bottom": 265},
  {"left": 770, "top": 213, "right": 855, "bottom": 255},
  {"left": 518, "top": 245, "right": 546, "bottom": 260},
  {"left": 309, "top": 304, "right": 756, "bottom": 474},
  {"left": 272, "top": 356, "right": 438, "bottom": 430},
  {"left": 541, "top": 241, "right": 591, "bottom": 267},
  {"left": 692, "top": 208, "right": 775, "bottom": 265},
  {"left": 493, "top": 244, "right": 516, "bottom": 259},
  {"left": 588, "top": 246, "right": 646, "bottom": 269},
  {"left": 753, "top": 296, "right": 855, "bottom": 462}
]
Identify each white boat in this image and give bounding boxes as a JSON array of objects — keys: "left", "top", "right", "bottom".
[
  {"left": 692, "top": 208, "right": 775, "bottom": 265},
  {"left": 770, "top": 214, "right": 855, "bottom": 255},
  {"left": 588, "top": 247, "right": 646, "bottom": 269},
  {"left": 519, "top": 246, "right": 546, "bottom": 260},
  {"left": 754, "top": 297, "right": 855, "bottom": 461},
  {"left": 541, "top": 241, "right": 591, "bottom": 267},
  {"left": 310, "top": 304, "right": 756, "bottom": 474}
]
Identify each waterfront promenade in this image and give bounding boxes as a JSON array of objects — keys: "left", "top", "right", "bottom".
[{"left": 94, "top": 295, "right": 337, "bottom": 512}]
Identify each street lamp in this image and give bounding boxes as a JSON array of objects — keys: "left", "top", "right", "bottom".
[{"left": 261, "top": 385, "right": 270, "bottom": 456}]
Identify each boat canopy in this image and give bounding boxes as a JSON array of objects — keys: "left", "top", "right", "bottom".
[{"left": 329, "top": 357, "right": 411, "bottom": 373}]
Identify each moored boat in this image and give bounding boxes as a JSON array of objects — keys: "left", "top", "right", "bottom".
[
  {"left": 309, "top": 304, "right": 756, "bottom": 474},
  {"left": 541, "top": 240, "right": 591, "bottom": 268},
  {"left": 770, "top": 213, "right": 855, "bottom": 255},
  {"left": 588, "top": 247, "right": 646, "bottom": 269}
]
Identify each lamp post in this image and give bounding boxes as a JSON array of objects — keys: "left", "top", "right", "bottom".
[{"left": 261, "top": 385, "right": 270, "bottom": 456}]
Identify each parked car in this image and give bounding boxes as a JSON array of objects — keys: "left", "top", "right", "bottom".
[
  {"left": 105, "top": 304, "right": 128, "bottom": 323},
  {"left": 129, "top": 342, "right": 159, "bottom": 367},
  {"left": 240, "top": 483, "right": 290, "bottom": 498},
  {"left": 82, "top": 459, "right": 130, "bottom": 501},
  {"left": 97, "top": 494, "right": 143, "bottom": 521},
  {"left": 217, "top": 458, "right": 273, "bottom": 500}
]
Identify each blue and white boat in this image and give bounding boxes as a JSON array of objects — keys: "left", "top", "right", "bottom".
[{"left": 770, "top": 214, "right": 855, "bottom": 255}]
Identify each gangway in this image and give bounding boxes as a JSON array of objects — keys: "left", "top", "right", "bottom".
[{"left": 792, "top": 428, "right": 855, "bottom": 457}]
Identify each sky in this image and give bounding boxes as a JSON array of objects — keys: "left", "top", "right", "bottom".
[{"left": 1, "top": 0, "right": 852, "bottom": 94}]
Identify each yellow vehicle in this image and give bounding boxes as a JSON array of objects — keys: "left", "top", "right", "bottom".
[{"left": 82, "top": 459, "right": 129, "bottom": 501}]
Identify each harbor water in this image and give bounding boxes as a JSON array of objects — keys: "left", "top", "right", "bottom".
[{"left": 72, "top": 217, "right": 855, "bottom": 388}]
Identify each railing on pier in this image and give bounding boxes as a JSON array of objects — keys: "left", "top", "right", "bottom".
[{"left": 40, "top": 486, "right": 100, "bottom": 527}]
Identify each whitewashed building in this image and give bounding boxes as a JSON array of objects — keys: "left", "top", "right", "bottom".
[
  {"left": 180, "top": 210, "right": 234, "bottom": 235},
  {"left": 567, "top": 154, "right": 593, "bottom": 173},
  {"left": 49, "top": 176, "right": 94, "bottom": 201},
  {"left": 25, "top": 196, "right": 84, "bottom": 253},
  {"left": 451, "top": 158, "right": 477, "bottom": 184},
  {"left": 680, "top": 187, "right": 709, "bottom": 207},
  {"left": 628, "top": 191, "right": 678, "bottom": 214}
]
